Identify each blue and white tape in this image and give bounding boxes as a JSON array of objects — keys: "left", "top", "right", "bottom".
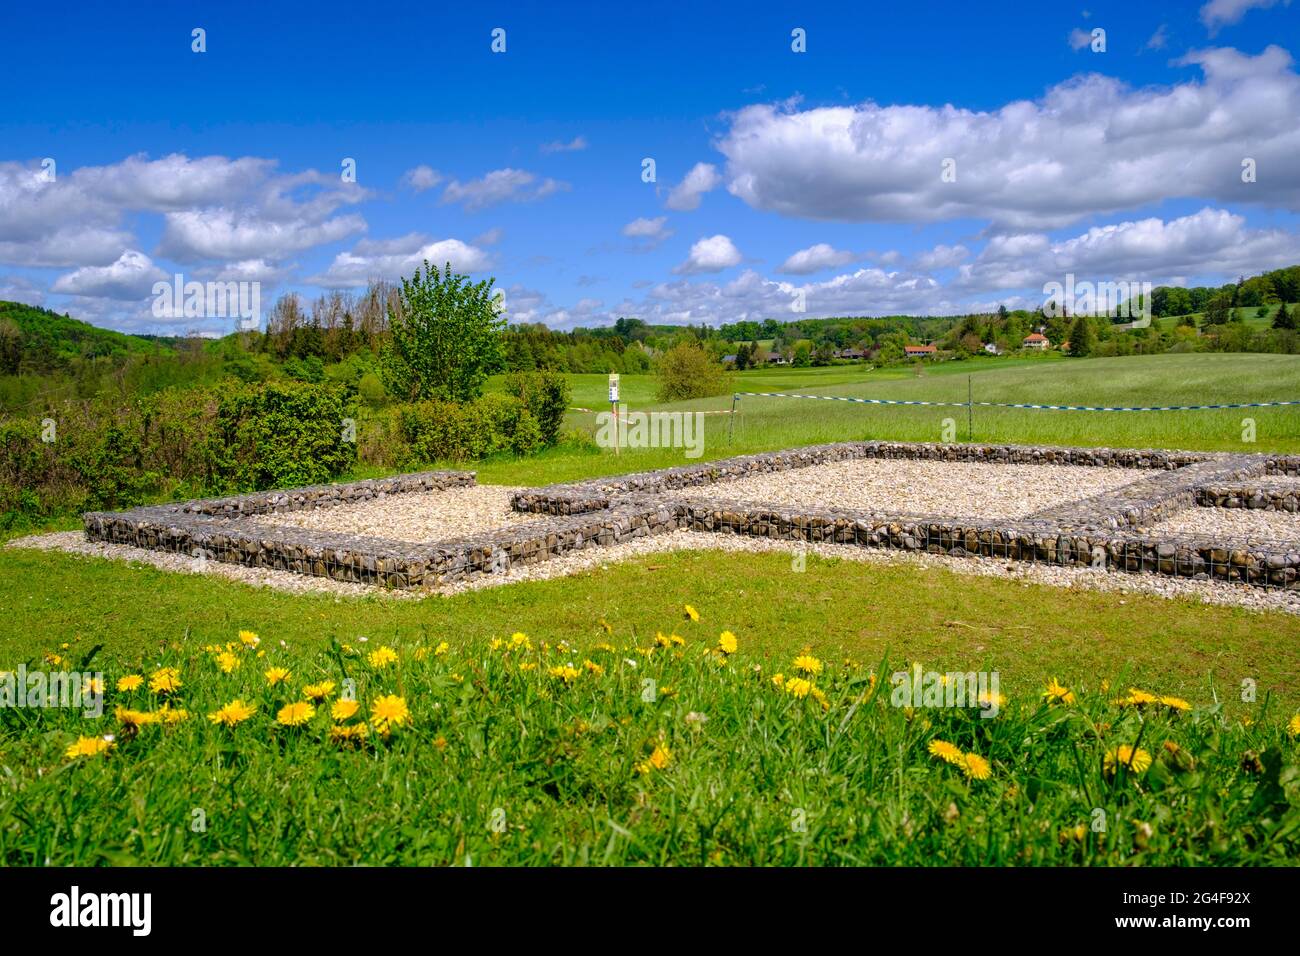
[{"left": 732, "top": 392, "right": 1300, "bottom": 413}]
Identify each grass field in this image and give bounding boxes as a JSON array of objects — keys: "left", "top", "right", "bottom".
[
  {"left": 3, "top": 548, "right": 1299, "bottom": 865},
  {"left": 474, "top": 353, "right": 1300, "bottom": 486},
  {"left": 5, "top": 350, "right": 1300, "bottom": 866}
]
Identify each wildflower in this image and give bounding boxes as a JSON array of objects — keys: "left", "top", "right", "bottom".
[
  {"left": 961, "top": 753, "right": 992, "bottom": 781},
  {"left": 148, "top": 667, "right": 182, "bottom": 694},
  {"left": 331, "top": 699, "right": 360, "bottom": 721},
  {"left": 433, "top": 735, "right": 448, "bottom": 750},
  {"left": 598, "top": 618, "right": 613, "bottom": 634},
  {"left": 156, "top": 705, "right": 190, "bottom": 724},
  {"left": 1116, "top": 688, "right": 1158, "bottom": 707},
  {"left": 583, "top": 660, "right": 605, "bottom": 676},
  {"left": 717, "top": 631, "right": 738, "bottom": 655},
  {"left": 277, "top": 701, "right": 315, "bottom": 727},
  {"left": 1103, "top": 745, "right": 1153, "bottom": 777},
  {"left": 489, "top": 638, "right": 504, "bottom": 651},
  {"left": 785, "top": 677, "right": 813, "bottom": 699},
  {"left": 44, "top": 653, "right": 64, "bottom": 667},
  {"left": 636, "top": 743, "right": 673, "bottom": 775},
  {"left": 84, "top": 677, "right": 104, "bottom": 695},
  {"left": 329, "top": 723, "right": 370, "bottom": 744},
  {"left": 207, "top": 699, "right": 256, "bottom": 727},
  {"left": 115, "top": 705, "right": 158, "bottom": 727},
  {"left": 519, "top": 662, "right": 537, "bottom": 672},
  {"left": 771, "top": 673, "right": 785, "bottom": 689},
  {"left": 434, "top": 642, "right": 450, "bottom": 656},
  {"left": 977, "top": 690, "right": 1007, "bottom": 711},
  {"left": 264, "top": 667, "right": 292, "bottom": 686},
  {"left": 1159, "top": 695, "right": 1192, "bottom": 712},
  {"left": 792, "top": 654, "right": 823, "bottom": 676},
  {"left": 1059, "top": 824, "right": 1088, "bottom": 844},
  {"left": 509, "top": 632, "right": 531, "bottom": 651},
  {"left": 928, "top": 739, "right": 964, "bottom": 766},
  {"left": 370, "top": 694, "right": 411, "bottom": 735},
  {"left": 655, "top": 632, "right": 673, "bottom": 648},
  {"left": 684, "top": 605, "right": 699, "bottom": 622},
  {"left": 116, "top": 675, "right": 144, "bottom": 692},
  {"left": 1288, "top": 714, "right": 1300, "bottom": 738},
  {"left": 549, "top": 664, "right": 580, "bottom": 685},
  {"left": 1042, "top": 678, "right": 1075, "bottom": 705},
  {"left": 65, "top": 735, "right": 113, "bottom": 759},
  {"left": 302, "top": 680, "right": 335, "bottom": 701},
  {"left": 238, "top": 630, "right": 260, "bottom": 648},
  {"left": 216, "top": 651, "right": 241, "bottom": 674},
  {"left": 368, "top": 646, "right": 399, "bottom": 669}
]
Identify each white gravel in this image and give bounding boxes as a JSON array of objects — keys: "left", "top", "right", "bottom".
[
  {"left": 1146, "top": 507, "right": 1300, "bottom": 545},
  {"left": 248, "top": 485, "right": 545, "bottom": 542},
  {"left": 10, "top": 526, "right": 1299, "bottom": 616},
  {"left": 676, "top": 459, "right": 1143, "bottom": 519}
]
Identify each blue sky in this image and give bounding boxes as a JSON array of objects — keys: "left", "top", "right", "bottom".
[{"left": 2, "top": 0, "right": 1298, "bottom": 333}]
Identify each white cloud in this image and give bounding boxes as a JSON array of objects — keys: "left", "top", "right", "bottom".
[
  {"left": 1201, "top": 0, "right": 1288, "bottom": 32},
  {"left": 665, "top": 162, "right": 721, "bottom": 211},
  {"left": 912, "top": 243, "right": 970, "bottom": 270},
  {"left": 1068, "top": 28, "right": 1094, "bottom": 51},
  {"left": 51, "top": 250, "right": 168, "bottom": 300},
  {"left": 308, "top": 233, "right": 492, "bottom": 287},
  {"left": 622, "top": 216, "right": 671, "bottom": 239},
  {"left": 719, "top": 46, "right": 1300, "bottom": 229},
  {"left": 401, "top": 165, "right": 443, "bottom": 192},
  {"left": 473, "top": 227, "right": 504, "bottom": 246},
  {"left": 540, "top": 135, "right": 588, "bottom": 154},
  {"left": 674, "top": 234, "right": 743, "bottom": 274},
  {"left": 440, "top": 168, "right": 569, "bottom": 211},
  {"left": 159, "top": 206, "right": 366, "bottom": 262},
  {"left": 0, "top": 274, "right": 44, "bottom": 306},
  {"left": 778, "top": 242, "right": 857, "bottom": 274},
  {"left": 1146, "top": 24, "right": 1169, "bottom": 50}
]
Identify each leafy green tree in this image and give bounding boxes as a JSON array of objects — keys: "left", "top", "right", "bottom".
[
  {"left": 655, "top": 341, "right": 726, "bottom": 402},
  {"left": 1067, "top": 315, "right": 1095, "bottom": 357},
  {"left": 381, "top": 261, "right": 505, "bottom": 403},
  {"left": 1202, "top": 293, "right": 1232, "bottom": 328},
  {"left": 1274, "top": 302, "right": 1296, "bottom": 331}
]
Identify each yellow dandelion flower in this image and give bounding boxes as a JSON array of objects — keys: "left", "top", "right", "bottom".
[
  {"left": 368, "top": 646, "right": 399, "bottom": 669},
  {"left": 302, "top": 680, "right": 335, "bottom": 701},
  {"left": 509, "top": 632, "right": 531, "bottom": 650},
  {"left": 115, "top": 705, "right": 159, "bottom": 727},
  {"left": 1117, "top": 688, "right": 1158, "bottom": 707},
  {"left": 44, "top": 653, "right": 64, "bottom": 667},
  {"left": 1286, "top": 714, "right": 1300, "bottom": 737},
  {"left": 654, "top": 631, "right": 673, "bottom": 648},
  {"left": 771, "top": 672, "right": 786, "bottom": 689},
  {"left": 329, "top": 723, "right": 370, "bottom": 744},
  {"left": 684, "top": 604, "right": 699, "bottom": 622},
  {"left": 549, "top": 664, "right": 580, "bottom": 684},
  {"left": 717, "top": 631, "right": 738, "bottom": 655},
  {"left": 785, "top": 677, "right": 813, "bottom": 699},
  {"left": 961, "top": 753, "right": 992, "bottom": 780},
  {"left": 215, "top": 651, "right": 241, "bottom": 674},
  {"left": 276, "top": 701, "right": 315, "bottom": 727},
  {"left": 518, "top": 661, "right": 537, "bottom": 672},
  {"left": 148, "top": 667, "right": 182, "bottom": 694},
  {"left": 1103, "top": 745, "right": 1153, "bottom": 777},
  {"left": 330, "top": 698, "right": 360, "bottom": 722},
  {"left": 928, "top": 739, "right": 965, "bottom": 765},
  {"left": 238, "top": 630, "right": 260, "bottom": 648},
  {"left": 370, "top": 694, "right": 411, "bottom": 734},
  {"left": 116, "top": 674, "right": 144, "bottom": 692},
  {"left": 65, "top": 735, "right": 114, "bottom": 759},
  {"left": 636, "top": 743, "right": 673, "bottom": 775},
  {"left": 207, "top": 699, "right": 256, "bottom": 727},
  {"left": 792, "top": 654, "right": 823, "bottom": 675},
  {"left": 1160, "top": 695, "right": 1192, "bottom": 712},
  {"left": 264, "top": 667, "right": 292, "bottom": 686},
  {"left": 583, "top": 660, "right": 605, "bottom": 676},
  {"left": 1042, "top": 678, "right": 1075, "bottom": 705},
  {"left": 434, "top": 641, "right": 450, "bottom": 656},
  {"left": 156, "top": 705, "right": 189, "bottom": 724}
]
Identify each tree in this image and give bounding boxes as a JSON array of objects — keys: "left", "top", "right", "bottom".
[
  {"left": 1274, "top": 302, "right": 1296, "bottom": 331},
  {"left": 655, "top": 341, "right": 727, "bottom": 402},
  {"left": 1202, "top": 293, "right": 1232, "bottom": 328},
  {"left": 1067, "top": 315, "right": 1095, "bottom": 357},
  {"left": 380, "top": 261, "right": 506, "bottom": 403},
  {"left": 792, "top": 341, "right": 812, "bottom": 367}
]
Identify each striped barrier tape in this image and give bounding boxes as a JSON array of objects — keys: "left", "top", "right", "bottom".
[{"left": 732, "top": 392, "right": 1300, "bottom": 413}]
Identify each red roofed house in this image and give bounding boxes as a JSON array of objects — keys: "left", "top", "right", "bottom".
[
  {"left": 1022, "top": 333, "right": 1049, "bottom": 350},
  {"left": 904, "top": 344, "right": 937, "bottom": 358}
]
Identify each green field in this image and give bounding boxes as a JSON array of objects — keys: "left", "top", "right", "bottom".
[
  {"left": 4, "top": 349, "right": 1300, "bottom": 866},
  {"left": 3, "top": 547, "right": 1298, "bottom": 865},
  {"left": 474, "top": 353, "right": 1299, "bottom": 486}
]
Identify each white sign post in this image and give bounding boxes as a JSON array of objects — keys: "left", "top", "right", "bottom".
[{"left": 608, "top": 373, "right": 620, "bottom": 455}]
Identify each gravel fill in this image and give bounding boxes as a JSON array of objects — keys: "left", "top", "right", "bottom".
[
  {"left": 10, "top": 528, "right": 1299, "bottom": 616},
  {"left": 248, "top": 485, "right": 545, "bottom": 543},
  {"left": 1145, "top": 507, "right": 1300, "bottom": 545},
  {"left": 676, "top": 459, "right": 1145, "bottom": 519}
]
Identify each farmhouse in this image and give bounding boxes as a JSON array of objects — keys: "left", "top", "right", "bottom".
[
  {"left": 1022, "top": 333, "right": 1049, "bottom": 350},
  {"left": 836, "top": 347, "right": 868, "bottom": 360},
  {"left": 904, "top": 344, "right": 937, "bottom": 358}
]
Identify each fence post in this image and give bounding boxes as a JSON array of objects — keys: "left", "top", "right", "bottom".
[
  {"left": 727, "top": 394, "right": 738, "bottom": 444},
  {"left": 967, "top": 376, "right": 973, "bottom": 442}
]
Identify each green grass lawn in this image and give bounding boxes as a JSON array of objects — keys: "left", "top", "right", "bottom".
[{"left": 3, "top": 546, "right": 1298, "bottom": 865}]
